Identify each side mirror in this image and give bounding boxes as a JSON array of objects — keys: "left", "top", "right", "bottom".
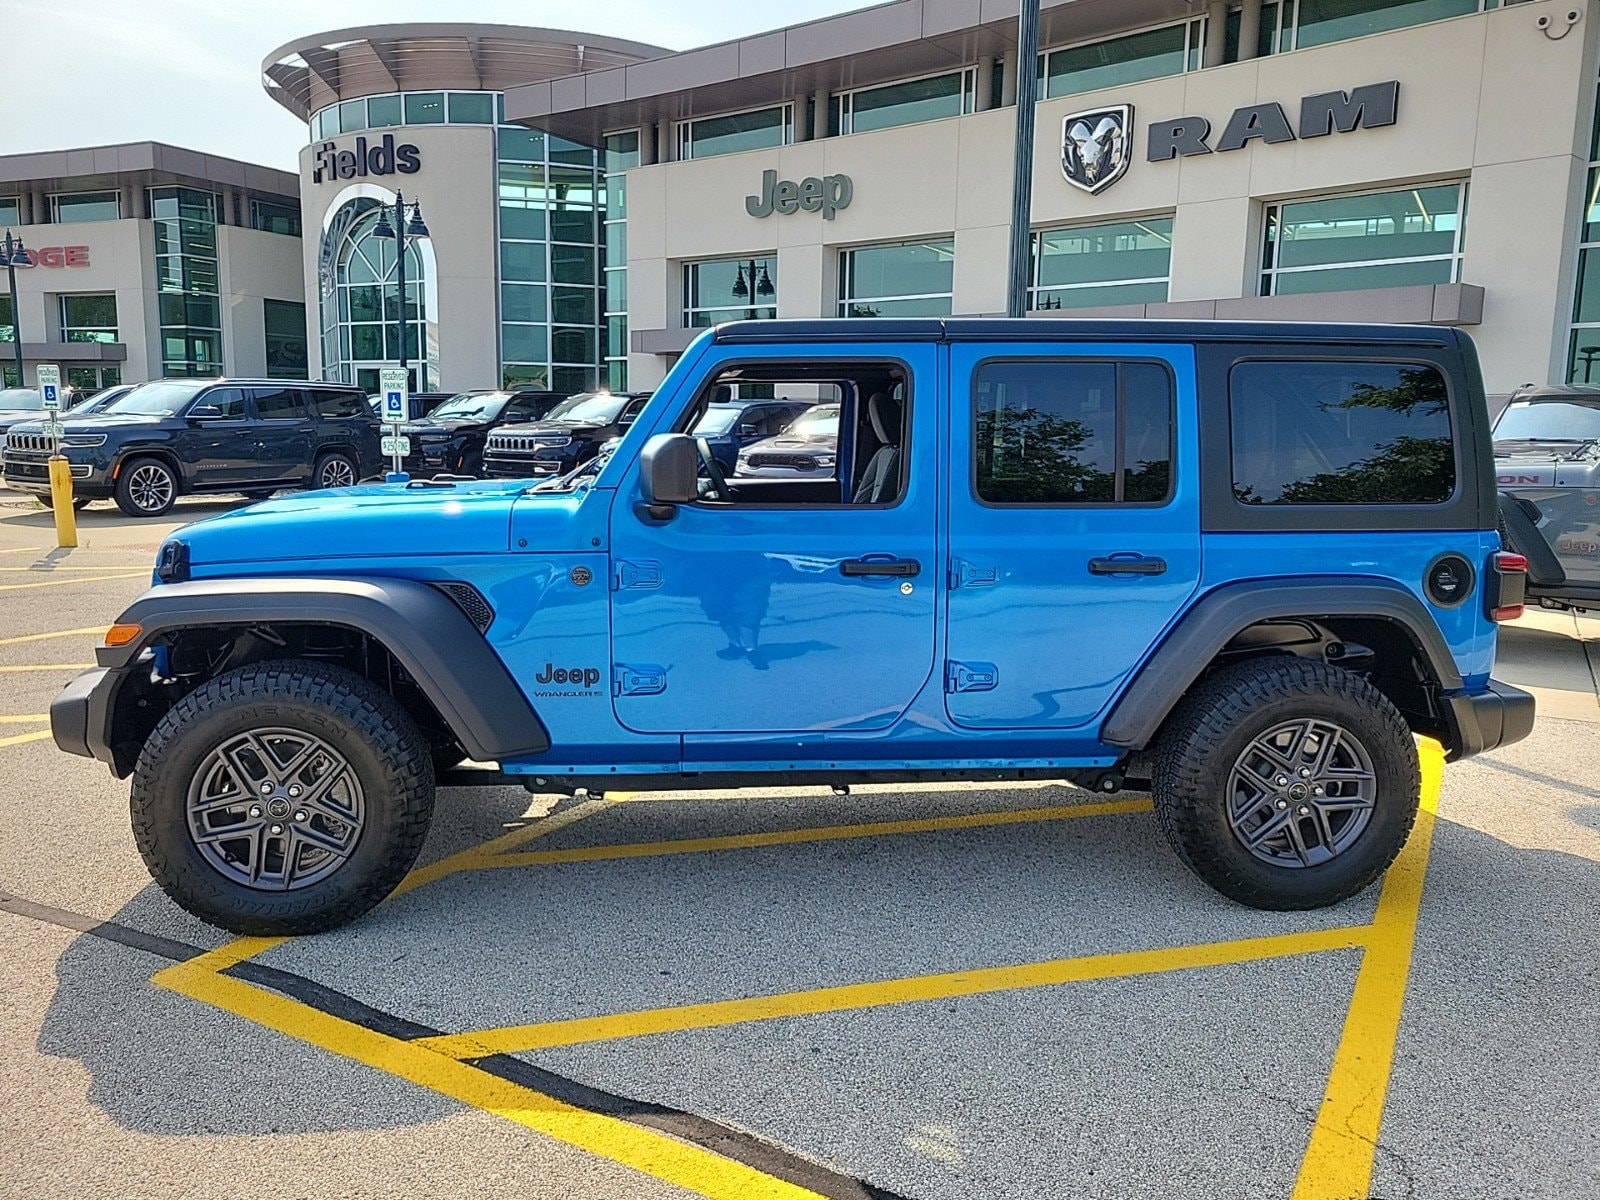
[
  {"left": 639, "top": 433, "right": 698, "bottom": 517},
  {"left": 187, "top": 405, "right": 223, "bottom": 421},
  {"left": 738, "top": 424, "right": 759, "bottom": 438}
]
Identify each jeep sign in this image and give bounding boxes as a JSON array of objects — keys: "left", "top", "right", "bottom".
[
  {"left": 746, "top": 170, "right": 853, "bottom": 220},
  {"left": 1148, "top": 81, "right": 1399, "bottom": 161}
]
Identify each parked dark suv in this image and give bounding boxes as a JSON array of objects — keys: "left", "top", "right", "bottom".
[
  {"left": 2, "top": 379, "right": 380, "bottom": 517},
  {"left": 398, "top": 389, "right": 568, "bottom": 478},
  {"left": 483, "top": 390, "right": 651, "bottom": 479},
  {"left": 689, "top": 396, "right": 813, "bottom": 474}
]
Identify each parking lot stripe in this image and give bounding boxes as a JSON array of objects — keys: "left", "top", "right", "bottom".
[
  {"left": 0, "top": 664, "right": 94, "bottom": 673},
  {"left": 417, "top": 924, "right": 1367, "bottom": 1060},
  {"left": 0, "top": 730, "right": 51, "bottom": 748},
  {"left": 0, "top": 564, "right": 160, "bottom": 572},
  {"left": 392, "top": 795, "right": 619, "bottom": 897},
  {"left": 0, "top": 626, "right": 105, "bottom": 646},
  {"left": 1290, "top": 747, "right": 1442, "bottom": 1200},
  {"left": 0, "top": 572, "right": 145, "bottom": 592},
  {"left": 152, "top": 962, "right": 841, "bottom": 1200},
  {"left": 0, "top": 714, "right": 49, "bottom": 723},
  {"left": 479, "top": 797, "right": 1154, "bottom": 872}
]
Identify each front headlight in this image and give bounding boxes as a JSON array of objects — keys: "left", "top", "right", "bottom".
[{"left": 61, "top": 433, "right": 107, "bottom": 448}]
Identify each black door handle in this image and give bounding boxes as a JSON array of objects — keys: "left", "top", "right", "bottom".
[
  {"left": 841, "top": 556, "right": 921, "bottom": 577},
  {"left": 1088, "top": 554, "right": 1167, "bottom": 576}
]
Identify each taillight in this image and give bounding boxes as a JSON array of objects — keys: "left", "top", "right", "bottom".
[{"left": 1487, "top": 551, "right": 1527, "bottom": 622}]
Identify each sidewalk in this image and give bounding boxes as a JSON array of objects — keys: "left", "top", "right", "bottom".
[{"left": 1497, "top": 607, "right": 1600, "bottom": 724}]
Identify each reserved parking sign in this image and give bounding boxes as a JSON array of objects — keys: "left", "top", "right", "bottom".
[
  {"left": 379, "top": 368, "right": 408, "bottom": 425},
  {"left": 38, "top": 364, "right": 61, "bottom": 411}
]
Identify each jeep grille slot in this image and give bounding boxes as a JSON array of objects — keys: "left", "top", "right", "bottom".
[{"left": 434, "top": 582, "right": 495, "bottom": 633}]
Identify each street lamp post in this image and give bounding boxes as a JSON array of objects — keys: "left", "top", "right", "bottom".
[
  {"left": 730, "top": 259, "right": 774, "bottom": 319},
  {"left": 370, "top": 192, "right": 429, "bottom": 389},
  {"left": 2, "top": 230, "right": 29, "bottom": 386},
  {"left": 1005, "top": 0, "right": 1043, "bottom": 318}
]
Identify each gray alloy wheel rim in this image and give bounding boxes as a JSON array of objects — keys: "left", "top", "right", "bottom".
[
  {"left": 185, "top": 728, "right": 366, "bottom": 891},
  {"left": 127, "top": 464, "right": 174, "bottom": 513},
  {"left": 319, "top": 458, "right": 356, "bottom": 488},
  {"left": 1226, "top": 718, "right": 1377, "bottom": 868}
]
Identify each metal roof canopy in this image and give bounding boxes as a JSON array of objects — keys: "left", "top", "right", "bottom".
[
  {"left": 0, "top": 142, "right": 297, "bottom": 200},
  {"left": 262, "top": 23, "right": 671, "bottom": 123},
  {"left": 502, "top": 0, "right": 1201, "bottom": 143}
]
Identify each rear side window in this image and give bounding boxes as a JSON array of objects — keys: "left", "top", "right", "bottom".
[
  {"left": 251, "top": 388, "right": 309, "bottom": 421},
  {"left": 1230, "top": 361, "right": 1454, "bottom": 505},
  {"left": 311, "top": 388, "right": 366, "bottom": 419},
  {"left": 974, "top": 359, "right": 1174, "bottom": 505}
]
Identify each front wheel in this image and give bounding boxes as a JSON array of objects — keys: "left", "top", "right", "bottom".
[
  {"left": 1151, "top": 657, "right": 1420, "bottom": 910},
  {"left": 114, "top": 458, "right": 178, "bottom": 518},
  {"left": 130, "top": 660, "right": 435, "bottom": 934}
]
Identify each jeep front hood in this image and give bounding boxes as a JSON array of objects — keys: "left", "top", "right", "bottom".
[{"left": 173, "top": 481, "right": 531, "bottom": 565}]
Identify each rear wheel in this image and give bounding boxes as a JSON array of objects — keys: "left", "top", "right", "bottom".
[
  {"left": 130, "top": 660, "right": 435, "bottom": 935},
  {"left": 1151, "top": 657, "right": 1419, "bottom": 910},
  {"left": 310, "top": 452, "right": 357, "bottom": 491},
  {"left": 114, "top": 458, "right": 178, "bottom": 518}
]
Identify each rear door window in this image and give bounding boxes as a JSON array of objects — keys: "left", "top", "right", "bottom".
[
  {"left": 311, "top": 388, "right": 367, "bottom": 419},
  {"left": 250, "top": 387, "right": 310, "bottom": 421},
  {"left": 1229, "top": 361, "right": 1454, "bottom": 505},
  {"left": 973, "top": 359, "right": 1174, "bottom": 505}
]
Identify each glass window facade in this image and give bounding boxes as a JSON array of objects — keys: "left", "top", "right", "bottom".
[
  {"left": 678, "top": 106, "right": 791, "bottom": 160},
  {"left": 838, "top": 241, "right": 955, "bottom": 317},
  {"left": 497, "top": 125, "right": 604, "bottom": 392},
  {"left": 1291, "top": 0, "right": 1487, "bottom": 50},
  {"left": 331, "top": 206, "right": 427, "bottom": 387},
  {"left": 0, "top": 197, "right": 18, "bottom": 225},
  {"left": 250, "top": 198, "right": 302, "bottom": 237},
  {"left": 603, "top": 131, "right": 639, "bottom": 390},
  {"left": 685, "top": 256, "right": 777, "bottom": 327},
  {"left": 1570, "top": 62, "right": 1600, "bottom": 382},
  {"left": 1260, "top": 184, "right": 1467, "bottom": 296},
  {"left": 67, "top": 366, "right": 120, "bottom": 392},
  {"left": 264, "top": 299, "right": 308, "bottom": 379},
  {"left": 50, "top": 191, "right": 120, "bottom": 224},
  {"left": 1031, "top": 219, "right": 1173, "bottom": 310},
  {"left": 0, "top": 295, "right": 13, "bottom": 344},
  {"left": 835, "top": 70, "right": 975, "bottom": 136},
  {"left": 1043, "top": 21, "right": 1200, "bottom": 98},
  {"left": 59, "top": 294, "right": 117, "bottom": 343},
  {"left": 310, "top": 91, "right": 515, "bottom": 138},
  {"left": 149, "top": 186, "right": 221, "bottom": 376}
]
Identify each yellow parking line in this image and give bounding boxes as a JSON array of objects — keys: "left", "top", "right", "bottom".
[
  {"left": 418, "top": 924, "right": 1368, "bottom": 1061},
  {"left": 0, "top": 547, "right": 46, "bottom": 554},
  {"left": 151, "top": 960, "right": 829, "bottom": 1200},
  {"left": 1291, "top": 748, "right": 1442, "bottom": 1200},
  {"left": 392, "top": 795, "right": 620, "bottom": 898},
  {"left": 478, "top": 797, "right": 1154, "bottom": 871},
  {"left": 0, "top": 572, "right": 145, "bottom": 592},
  {"left": 0, "top": 626, "right": 105, "bottom": 647},
  {"left": 0, "top": 565, "right": 156, "bottom": 572},
  {"left": 0, "top": 730, "right": 52, "bottom": 749},
  {"left": 0, "top": 664, "right": 94, "bottom": 673},
  {"left": 0, "top": 714, "right": 49, "bottom": 723}
]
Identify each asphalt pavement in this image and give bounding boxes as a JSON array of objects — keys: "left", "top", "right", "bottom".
[{"left": 1, "top": 485, "right": 1596, "bottom": 1200}]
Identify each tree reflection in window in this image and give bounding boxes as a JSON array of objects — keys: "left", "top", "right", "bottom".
[{"left": 1231, "top": 363, "right": 1453, "bottom": 505}]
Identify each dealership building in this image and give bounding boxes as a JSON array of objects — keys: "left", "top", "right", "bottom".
[{"left": 6, "top": 1, "right": 1600, "bottom": 399}]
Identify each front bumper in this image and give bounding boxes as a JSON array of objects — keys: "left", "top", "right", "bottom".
[
  {"left": 484, "top": 449, "right": 576, "bottom": 479},
  {"left": 3, "top": 449, "right": 108, "bottom": 495},
  {"left": 51, "top": 665, "right": 129, "bottom": 771},
  {"left": 1442, "top": 679, "right": 1536, "bottom": 761}
]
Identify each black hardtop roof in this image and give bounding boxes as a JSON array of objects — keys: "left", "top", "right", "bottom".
[{"left": 711, "top": 317, "right": 1465, "bottom": 348}]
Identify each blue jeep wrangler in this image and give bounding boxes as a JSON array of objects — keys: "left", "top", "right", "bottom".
[{"left": 51, "top": 320, "right": 1534, "bottom": 934}]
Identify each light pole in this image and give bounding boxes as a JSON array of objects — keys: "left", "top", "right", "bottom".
[
  {"left": 2, "top": 230, "right": 29, "bottom": 386},
  {"left": 370, "top": 193, "right": 429, "bottom": 389},
  {"left": 730, "top": 259, "right": 774, "bottom": 319},
  {"left": 1006, "top": 0, "right": 1043, "bottom": 318}
]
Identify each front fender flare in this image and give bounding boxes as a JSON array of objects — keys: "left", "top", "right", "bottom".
[
  {"left": 100, "top": 576, "right": 550, "bottom": 764},
  {"left": 1101, "top": 576, "right": 1464, "bottom": 750}
]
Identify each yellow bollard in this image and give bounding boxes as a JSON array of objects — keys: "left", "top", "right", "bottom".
[{"left": 47, "top": 455, "right": 78, "bottom": 549}]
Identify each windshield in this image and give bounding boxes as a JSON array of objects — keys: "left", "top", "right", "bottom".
[
  {"left": 545, "top": 391, "right": 629, "bottom": 424},
  {"left": 105, "top": 381, "right": 207, "bottom": 416},
  {"left": 429, "top": 391, "right": 511, "bottom": 421},
  {"left": 784, "top": 404, "right": 840, "bottom": 438},
  {"left": 693, "top": 406, "right": 744, "bottom": 435},
  {"left": 0, "top": 388, "right": 44, "bottom": 411},
  {"left": 1495, "top": 400, "right": 1600, "bottom": 442}
]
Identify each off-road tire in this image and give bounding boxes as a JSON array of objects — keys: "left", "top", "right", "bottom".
[
  {"left": 130, "top": 660, "right": 435, "bottom": 935},
  {"left": 310, "top": 451, "right": 358, "bottom": 491},
  {"left": 1151, "top": 657, "right": 1420, "bottom": 910},
  {"left": 114, "top": 457, "right": 178, "bottom": 518}
]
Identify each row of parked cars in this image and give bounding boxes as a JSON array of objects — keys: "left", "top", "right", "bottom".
[{"left": 0, "top": 378, "right": 844, "bottom": 517}]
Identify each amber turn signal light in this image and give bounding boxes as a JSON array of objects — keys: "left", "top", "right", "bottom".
[{"left": 104, "top": 623, "right": 143, "bottom": 647}]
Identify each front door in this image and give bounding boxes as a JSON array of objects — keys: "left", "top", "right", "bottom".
[
  {"left": 944, "top": 343, "right": 1202, "bottom": 730},
  {"left": 177, "top": 387, "right": 257, "bottom": 487},
  {"left": 608, "top": 346, "right": 939, "bottom": 738}
]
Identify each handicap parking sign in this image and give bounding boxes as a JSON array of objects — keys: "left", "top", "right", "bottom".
[
  {"left": 379, "top": 367, "right": 409, "bottom": 425},
  {"left": 38, "top": 364, "right": 61, "bottom": 411}
]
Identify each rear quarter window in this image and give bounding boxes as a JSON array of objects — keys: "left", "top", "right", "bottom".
[
  {"left": 311, "top": 388, "right": 368, "bottom": 419},
  {"left": 1229, "top": 360, "right": 1454, "bottom": 505}
]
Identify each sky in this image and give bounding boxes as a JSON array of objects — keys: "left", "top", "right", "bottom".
[{"left": 1, "top": 0, "right": 869, "bottom": 170}]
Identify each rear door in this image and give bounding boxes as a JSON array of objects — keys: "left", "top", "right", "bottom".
[
  {"left": 248, "top": 386, "right": 317, "bottom": 483},
  {"left": 944, "top": 342, "right": 1202, "bottom": 730}
]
